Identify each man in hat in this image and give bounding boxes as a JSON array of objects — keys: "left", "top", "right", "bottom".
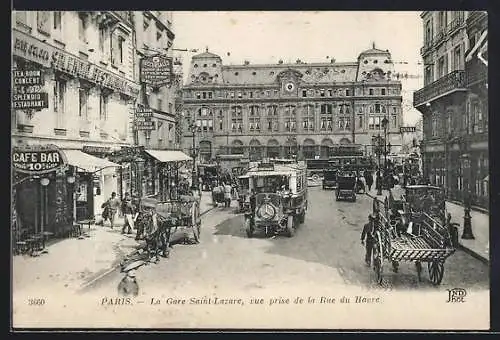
[
  {"left": 121, "top": 192, "right": 135, "bottom": 235},
  {"left": 361, "top": 214, "right": 376, "bottom": 267},
  {"left": 117, "top": 270, "right": 139, "bottom": 296}
]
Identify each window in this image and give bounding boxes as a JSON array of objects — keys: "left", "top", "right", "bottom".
[
  {"left": 111, "top": 35, "right": 125, "bottom": 65},
  {"left": 424, "top": 65, "right": 433, "bottom": 86},
  {"left": 53, "top": 79, "right": 66, "bottom": 114},
  {"left": 328, "top": 89, "right": 333, "bottom": 96},
  {"left": 432, "top": 117, "right": 438, "bottom": 137},
  {"left": 118, "top": 37, "right": 124, "bottom": 64},
  {"left": 143, "top": 15, "right": 150, "bottom": 30},
  {"left": 219, "top": 119, "right": 223, "bottom": 130},
  {"left": 238, "top": 92, "right": 242, "bottom": 98},
  {"left": 267, "top": 105, "right": 278, "bottom": 116},
  {"left": 345, "top": 89, "right": 350, "bottom": 96},
  {"left": 358, "top": 115, "right": 363, "bottom": 128},
  {"left": 302, "top": 90, "right": 307, "bottom": 97},
  {"left": 438, "top": 11, "right": 447, "bottom": 31},
  {"left": 208, "top": 120, "right": 213, "bottom": 131},
  {"left": 79, "top": 87, "right": 89, "bottom": 119},
  {"left": 381, "top": 88, "right": 386, "bottom": 95},
  {"left": 438, "top": 55, "right": 446, "bottom": 78},
  {"left": 15, "top": 11, "right": 28, "bottom": 26},
  {"left": 425, "top": 20, "right": 432, "bottom": 45},
  {"left": 391, "top": 115, "right": 397, "bottom": 128},
  {"left": 157, "top": 98, "right": 162, "bottom": 111},
  {"left": 320, "top": 89, "right": 325, "bottom": 97},
  {"left": 320, "top": 104, "right": 332, "bottom": 114},
  {"left": 196, "top": 92, "right": 201, "bottom": 99},
  {"left": 53, "top": 11, "right": 62, "bottom": 31},
  {"left": 375, "top": 104, "right": 381, "bottom": 113},
  {"left": 156, "top": 30, "right": 162, "bottom": 41},
  {"left": 99, "top": 91, "right": 109, "bottom": 120},
  {"left": 202, "top": 92, "right": 206, "bottom": 99},
  {"left": 37, "top": 11, "right": 51, "bottom": 34},
  {"left": 453, "top": 45, "right": 462, "bottom": 71},
  {"left": 78, "top": 13, "right": 88, "bottom": 43},
  {"left": 358, "top": 106, "right": 363, "bottom": 113},
  {"left": 208, "top": 92, "right": 213, "bottom": 99},
  {"left": 369, "top": 88, "right": 374, "bottom": 95},
  {"left": 473, "top": 100, "right": 483, "bottom": 133},
  {"left": 98, "top": 26, "right": 107, "bottom": 52},
  {"left": 250, "top": 106, "right": 260, "bottom": 116},
  {"left": 266, "top": 91, "right": 270, "bottom": 97}
]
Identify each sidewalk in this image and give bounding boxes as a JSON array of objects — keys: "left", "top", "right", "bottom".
[
  {"left": 365, "top": 186, "right": 489, "bottom": 264},
  {"left": 13, "top": 192, "right": 216, "bottom": 294}
]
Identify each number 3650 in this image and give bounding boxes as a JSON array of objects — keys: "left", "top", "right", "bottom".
[{"left": 27, "top": 298, "right": 45, "bottom": 306}]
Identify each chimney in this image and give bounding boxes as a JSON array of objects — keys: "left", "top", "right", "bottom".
[
  {"left": 296, "top": 59, "right": 301, "bottom": 64},
  {"left": 278, "top": 59, "right": 283, "bottom": 64},
  {"left": 244, "top": 60, "right": 250, "bottom": 65}
]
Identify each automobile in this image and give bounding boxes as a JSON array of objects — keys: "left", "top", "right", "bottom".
[
  {"left": 244, "top": 160, "right": 308, "bottom": 238},
  {"left": 335, "top": 173, "right": 357, "bottom": 202},
  {"left": 322, "top": 169, "right": 337, "bottom": 190}
]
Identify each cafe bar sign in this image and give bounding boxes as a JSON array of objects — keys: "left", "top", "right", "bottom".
[{"left": 12, "top": 144, "right": 67, "bottom": 175}]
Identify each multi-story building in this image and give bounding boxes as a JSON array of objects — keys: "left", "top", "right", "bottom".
[
  {"left": 132, "top": 11, "right": 177, "bottom": 149},
  {"left": 464, "top": 11, "right": 488, "bottom": 209},
  {"left": 12, "top": 11, "right": 140, "bottom": 234},
  {"left": 11, "top": 11, "right": 182, "bottom": 239},
  {"left": 413, "top": 11, "right": 488, "bottom": 210},
  {"left": 181, "top": 47, "right": 403, "bottom": 163}
]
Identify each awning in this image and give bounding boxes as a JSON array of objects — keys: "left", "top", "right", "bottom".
[
  {"left": 145, "top": 150, "right": 192, "bottom": 163},
  {"left": 63, "top": 149, "right": 120, "bottom": 173}
]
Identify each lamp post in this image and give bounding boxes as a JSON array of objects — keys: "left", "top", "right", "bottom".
[
  {"left": 189, "top": 121, "right": 200, "bottom": 190},
  {"left": 376, "top": 134, "right": 383, "bottom": 196},
  {"left": 382, "top": 116, "right": 389, "bottom": 174},
  {"left": 460, "top": 153, "right": 475, "bottom": 239}
]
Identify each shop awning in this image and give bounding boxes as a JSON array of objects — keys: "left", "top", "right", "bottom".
[
  {"left": 63, "top": 149, "right": 120, "bottom": 173},
  {"left": 145, "top": 150, "right": 192, "bottom": 163}
]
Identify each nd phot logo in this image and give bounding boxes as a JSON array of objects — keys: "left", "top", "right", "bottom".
[{"left": 446, "top": 288, "right": 467, "bottom": 303}]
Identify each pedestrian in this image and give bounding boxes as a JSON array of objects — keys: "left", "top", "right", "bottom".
[
  {"left": 117, "top": 270, "right": 139, "bottom": 296},
  {"left": 223, "top": 181, "right": 232, "bottom": 208},
  {"left": 106, "top": 192, "right": 121, "bottom": 229},
  {"left": 361, "top": 214, "right": 376, "bottom": 267},
  {"left": 121, "top": 192, "right": 135, "bottom": 235},
  {"left": 364, "top": 169, "right": 373, "bottom": 191}
]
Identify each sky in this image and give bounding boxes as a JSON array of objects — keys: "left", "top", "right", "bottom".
[{"left": 172, "top": 11, "right": 424, "bottom": 125}]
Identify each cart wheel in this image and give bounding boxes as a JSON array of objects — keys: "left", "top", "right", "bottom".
[
  {"left": 285, "top": 215, "right": 295, "bottom": 237},
  {"left": 372, "top": 231, "right": 384, "bottom": 284},
  {"left": 416, "top": 261, "right": 422, "bottom": 282},
  {"left": 428, "top": 261, "right": 445, "bottom": 285},
  {"left": 245, "top": 218, "right": 254, "bottom": 238}
]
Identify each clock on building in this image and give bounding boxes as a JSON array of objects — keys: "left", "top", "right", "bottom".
[{"left": 285, "top": 82, "right": 295, "bottom": 92}]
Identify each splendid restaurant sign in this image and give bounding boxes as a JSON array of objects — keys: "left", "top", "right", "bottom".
[
  {"left": 12, "top": 145, "right": 67, "bottom": 174},
  {"left": 12, "top": 69, "right": 49, "bottom": 109}
]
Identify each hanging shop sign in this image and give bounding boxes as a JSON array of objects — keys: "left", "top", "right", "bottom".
[
  {"left": 12, "top": 29, "right": 140, "bottom": 98},
  {"left": 82, "top": 145, "right": 112, "bottom": 156},
  {"left": 400, "top": 126, "right": 416, "bottom": 133},
  {"left": 140, "top": 55, "right": 173, "bottom": 87},
  {"left": 134, "top": 106, "right": 155, "bottom": 131},
  {"left": 12, "top": 68, "right": 49, "bottom": 110},
  {"left": 12, "top": 144, "right": 67, "bottom": 175}
]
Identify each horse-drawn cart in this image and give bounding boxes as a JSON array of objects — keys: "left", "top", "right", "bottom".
[
  {"left": 370, "top": 186, "right": 456, "bottom": 285},
  {"left": 120, "top": 196, "right": 201, "bottom": 272}
]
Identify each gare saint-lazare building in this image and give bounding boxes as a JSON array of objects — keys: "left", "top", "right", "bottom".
[{"left": 180, "top": 46, "right": 403, "bottom": 163}]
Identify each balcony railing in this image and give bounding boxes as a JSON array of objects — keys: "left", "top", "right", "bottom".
[
  {"left": 466, "top": 58, "right": 488, "bottom": 87},
  {"left": 420, "top": 40, "right": 434, "bottom": 55},
  {"left": 413, "top": 70, "right": 467, "bottom": 107}
]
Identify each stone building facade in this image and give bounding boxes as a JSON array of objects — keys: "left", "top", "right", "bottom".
[
  {"left": 181, "top": 47, "right": 403, "bottom": 162},
  {"left": 413, "top": 11, "right": 488, "bottom": 210}
]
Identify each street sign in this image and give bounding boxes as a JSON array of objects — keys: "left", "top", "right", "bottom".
[
  {"left": 400, "top": 126, "right": 416, "bottom": 133},
  {"left": 134, "top": 106, "right": 155, "bottom": 131},
  {"left": 12, "top": 144, "right": 67, "bottom": 175},
  {"left": 12, "top": 69, "right": 49, "bottom": 110},
  {"left": 140, "top": 55, "right": 173, "bottom": 87}
]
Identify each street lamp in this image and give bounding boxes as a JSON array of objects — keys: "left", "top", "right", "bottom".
[
  {"left": 375, "top": 135, "right": 383, "bottom": 196},
  {"left": 381, "top": 116, "right": 389, "bottom": 173},
  {"left": 189, "top": 121, "right": 200, "bottom": 190},
  {"left": 460, "top": 153, "right": 475, "bottom": 239}
]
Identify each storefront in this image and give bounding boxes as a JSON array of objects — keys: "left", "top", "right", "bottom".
[
  {"left": 12, "top": 145, "right": 120, "bottom": 244},
  {"left": 63, "top": 149, "right": 120, "bottom": 221},
  {"left": 109, "top": 146, "right": 192, "bottom": 201}
]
